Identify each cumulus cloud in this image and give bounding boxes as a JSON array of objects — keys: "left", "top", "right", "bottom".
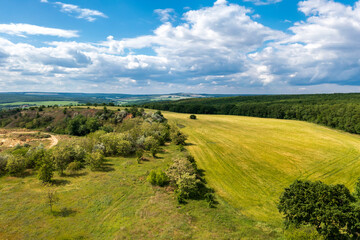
[
  {"left": 251, "top": 0, "right": 360, "bottom": 86},
  {"left": 0, "top": 23, "right": 78, "bottom": 38},
  {"left": 1, "top": 0, "right": 360, "bottom": 93},
  {"left": 42, "top": 1, "right": 107, "bottom": 22}
]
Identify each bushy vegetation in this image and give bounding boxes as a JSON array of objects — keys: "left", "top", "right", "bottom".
[
  {"left": 144, "top": 93, "right": 360, "bottom": 134},
  {"left": 147, "top": 170, "right": 169, "bottom": 187},
  {"left": 278, "top": 180, "right": 360, "bottom": 239}
]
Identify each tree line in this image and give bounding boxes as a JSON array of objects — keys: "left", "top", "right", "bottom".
[{"left": 143, "top": 93, "right": 360, "bottom": 134}]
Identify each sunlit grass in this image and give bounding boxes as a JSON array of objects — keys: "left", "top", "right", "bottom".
[{"left": 164, "top": 112, "right": 360, "bottom": 224}]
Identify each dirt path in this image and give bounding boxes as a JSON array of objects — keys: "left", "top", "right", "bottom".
[
  {"left": 0, "top": 130, "right": 59, "bottom": 148},
  {"left": 48, "top": 134, "right": 59, "bottom": 148}
]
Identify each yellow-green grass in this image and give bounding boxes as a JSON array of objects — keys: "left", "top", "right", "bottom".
[
  {"left": 164, "top": 112, "right": 360, "bottom": 224},
  {"left": 0, "top": 144, "right": 278, "bottom": 239},
  {"left": 0, "top": 101, "right": 78, "bottom": 106}
]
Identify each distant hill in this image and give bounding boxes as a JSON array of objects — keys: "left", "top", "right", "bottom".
[{"left": 0, "top": 92, "right": 238, "bottom": 108}]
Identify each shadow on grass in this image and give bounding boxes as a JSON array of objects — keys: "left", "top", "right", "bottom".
[
  {"left": 65, "top": 172, "right": 88, "bottom": 178},
  {"left": 52, "top": 179, "right": 71, "bottom": 186},
  {"left": 98, "top": 162, "right": 115, "bottom": 172},
  {"left": 185, "top": 142, "right": 196, "bottom": 146},
  {"left": 52, "top": 207, "right": 77, "bottom": 217}
]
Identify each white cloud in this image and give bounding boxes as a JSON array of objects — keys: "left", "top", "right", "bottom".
[
  {"left": 243, "top": 0, "right": 282, "bottom": 5},
  {"left": 0, "top": 23, "right": 78, "bottom": 38},
  {"left": 250, "top": 0, "right": 360, "bottom": 86},
  {"left": 42, "top": 1, "right": 107, "bottom": 22},
  {"left": 154, "top": 8, "right": 175, "bottom": 22},
  {"left": 1, "top": 0, "right": 360, "bottom": 93}
]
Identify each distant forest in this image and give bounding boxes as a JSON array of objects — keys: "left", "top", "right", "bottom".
[{"left": 143, "top": 93, "right": 360, "bottom": 134}]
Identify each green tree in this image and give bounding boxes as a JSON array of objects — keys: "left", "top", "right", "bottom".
[
  {"left": 38, "top": 158, "right": 54, "bottom": 183},
  {"left": 6, "top": 155, "right": 25, "bottom": 176},
  {"left": 85, "top": 151, "right": 104, "bottom": 171},
  {"left": 278, "top": 180, "right": 360, "bottom": 239}
]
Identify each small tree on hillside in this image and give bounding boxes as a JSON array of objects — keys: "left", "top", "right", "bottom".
[
  {"left": 38, "top": 158, "right": 54, "bottom": 183},
  {"left": 47, "top": 189, "right": 59, "bottom": 213}
]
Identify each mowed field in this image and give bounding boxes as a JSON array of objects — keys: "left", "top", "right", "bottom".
[{"left": 164, "top": 112, "right": 360, "bottom": 224}]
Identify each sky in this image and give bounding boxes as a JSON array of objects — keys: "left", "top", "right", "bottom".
[{"left": 0, "top": 0, "right": 360, "bottom": 94}]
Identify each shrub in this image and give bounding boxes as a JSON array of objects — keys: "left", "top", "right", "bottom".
[
  {"left": 38, "top": 158, "right": 54, "bottom": 183},
  {"left": 150, "top": 145, "right": 160, "bottom": 157},
  {"left": 85, "top": 151, "right": 104, "bottom": 171},
  {"left": 171, "top": 130, "right": 187, "bottom": 145},
  {"left": 147, "top": 170, "right": 169, "bottom": 187},
  {"left": 116, "top": 140, "right": 132, "bottom": 156},
  {"left": 143, "top": 136, "right": 158, "bottom": 151},
  {"left": 25, "top": 146, "right": 46, "bottom": 169},
  {"left": 66, "top": 161, "right": 82, "bottom": 174},
  {"left": 190, "top": 115, "right": 197, "bottom": 120},
  {"left": 204, "top": 193, "right": 215, "bottom": 208},
  {"left": 6, "top": 155, "right": 25, "bottom": 176},
  {"left": 136, "top": 149, "right": 144, "bottom": 163},
  {"left": 0, "top": 155, "right": 9, "bottom": 175}
]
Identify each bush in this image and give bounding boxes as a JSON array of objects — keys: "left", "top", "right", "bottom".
[
  {"left": 190, "top": 115, "right": 197, "bottom": 120},
  {"left": 204, "top": 193, "right": 215, "bottom": 208},
  {"left": 143, "top": 136, "right": 158, "bottom": 151},
  {"left": 66, "top": 161, "right": 82, "bottom": 174},
  {"left": 147, "top": 170, "right": 169, "bottom": 187},
  {"left": 116, "top": 140, "right": 132, "bottom": 156},
  {"left": 171, "top": 130, "right": 187, "bottom": 145},
  {"left": 85, "top": 151, "right": 104, "bottom": 171},
  {"left": 0, "top": 155, "right": 9, "bottom": 175},
  {"left": 6, "top": 155, "right": 25, "bottom": 176},
  {"left": 38, "top": 158, "right": 54, "bottom": 183}
]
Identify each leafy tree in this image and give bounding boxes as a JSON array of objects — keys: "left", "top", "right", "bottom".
[
  {"left": 116, "top": 140, "right": 132, "bottom": 156},
  {"left": 85, "top": 151, "right": 104, "bottom": 171},
  {"left": 38, "top": 158, "right": 54, "bottom": 183},
  {"left": 66, "top": 161, "right": 81, "bottom": 174},
  {"left": 171, "top": 130, "right": 187, "bottom": 145},
  {"left": 6, "top": 155, "right": 25, "bottom": 176},
  {"left": 278, "top": 180, "right": 360, "bottom": 239},
  {"left": 0, "top": 154, "right": 9, "bottom": 175}
]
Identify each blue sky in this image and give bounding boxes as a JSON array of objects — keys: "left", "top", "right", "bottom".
[{"left": 0, "top": 0, "right": 360, "bottom": 94}]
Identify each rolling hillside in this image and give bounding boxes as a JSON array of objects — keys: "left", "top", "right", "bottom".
[{"left": 164, "top": 112, "right": 360, "bottom": 224}]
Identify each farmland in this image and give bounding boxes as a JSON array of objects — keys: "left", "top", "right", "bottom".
[
  {"left": 1, "top": 107, "right": 360, "bottom": 239},
  {"left": 163, "top": 112, "right": 360, "bottom": 224}
]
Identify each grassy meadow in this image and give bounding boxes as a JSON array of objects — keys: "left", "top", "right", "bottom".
[
  {"left": 2, "top": 109, "right": 360, "bottom": 239},
  {"left": 164, "top": 112, "right": 360, "bottom": 224},
  {"left": 0, "top": 144, "right": 278, "bottom": 239}
]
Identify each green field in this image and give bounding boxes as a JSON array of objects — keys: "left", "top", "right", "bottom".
[
  {"left": 0, "top": 101, "right": 78, "bottom": 106},
  {"left": 164, "top": 112, "right": 360, "bottom": 224},
  {"left": 2, "top": 111, "right": 360, "bottom": 239},
  {"left": 0, "top": 144, "right": 278, "bottom": 239}
]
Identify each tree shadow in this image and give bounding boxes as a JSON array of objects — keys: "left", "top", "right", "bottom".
[
  {"left": 53, "top": 207, "right": 77, "bottom": 217},
  {"left": 52, "top": 179, "right": 71, "bottom": 186},
  {"left": 185, "top": 142, "right": 196, "bottom": 146},
  {"left": 65, "top": 172, "right": 88, "bottom": 178},
  {"left": 99, "top": 163, "right": 115, "bottom": 172}
]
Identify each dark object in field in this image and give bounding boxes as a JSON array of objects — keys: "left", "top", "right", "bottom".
[{"left": 190, "top": 115, "right": 197, "bottom": 120}]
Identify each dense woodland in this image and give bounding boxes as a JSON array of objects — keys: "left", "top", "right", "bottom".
[{"left": 144, "top": 93, "right": 360, "bottom": 134}]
